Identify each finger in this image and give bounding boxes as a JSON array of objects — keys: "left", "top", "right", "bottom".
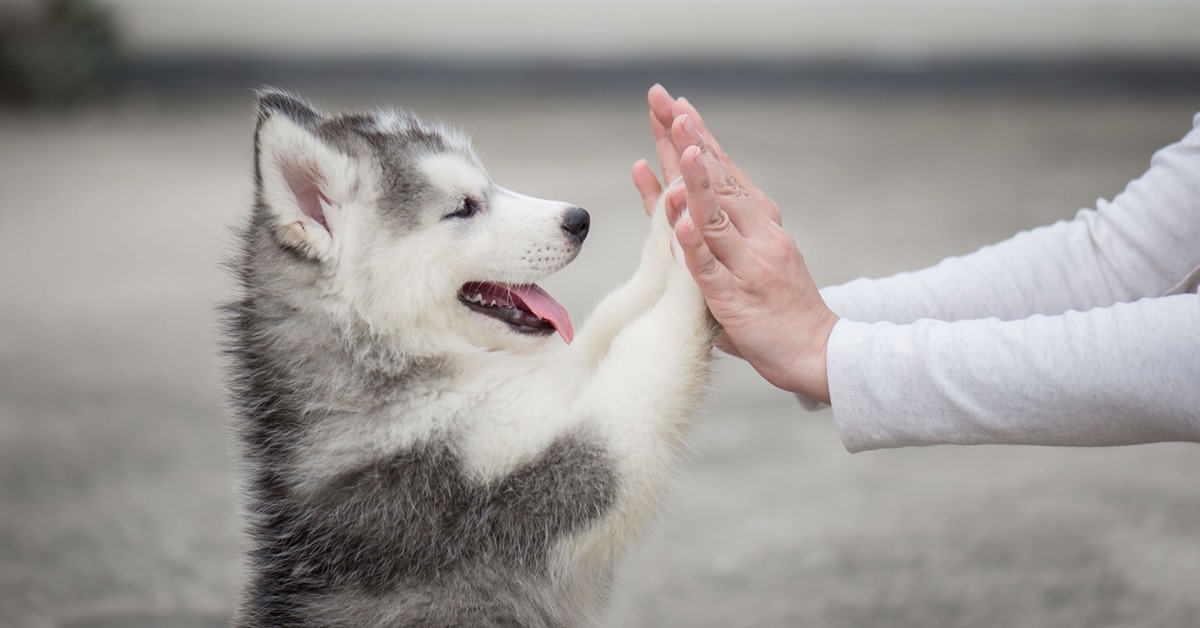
[
  {"left": 648, "top": 84, "right": 676, "bottom": 135},
  {"left": 671, "top": 97, "right": 721, "bottom": 155},
  {"left": 665, "top": 183, "right": 686, "bottom": 226},
  {"left": 675, "top": 213, "right": 737, "bottom": 294},
  {"left": 650, "top": 110, "right": 681, "bottom": 185},
  {"left": 671, "top": 98, "right": 778, "bottom": 225},
  {"left": 672, "top": 96, "right": 752, "bottom": 187},
  {"left": 631, "top": 159, "right": 663, "bottom": 217},
  {"left": 672, "top": 97, "right": 742, "bottom": 176},
  {"left": 673, "top": 115, "right": 766, "bottom": 236},
  {"left": 679, "top": 144, "right": 753, "bottom": 270},
  {"left": 667, "top": 95, "right": 784, "bottom": 228},
  {"left": 651, "top": 116, "right": 682, "bottom": 185},
  {"left": 648, "top": 87, "right": 681, "bottom": 184}
]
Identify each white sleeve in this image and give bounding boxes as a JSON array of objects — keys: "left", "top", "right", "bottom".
[
  {"left": 821, "top": 113, "right": 1200, "bottom": 325},
  {"left": 809, "top": 113, "right": 1200, "bottom": 439},
  {"left": 829, "top": 294, "right": 1200, "bottom": 453}
]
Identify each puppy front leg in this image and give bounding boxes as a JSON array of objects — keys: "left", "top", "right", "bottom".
[
  {"left": 575, "top": 254, "right": 718, "bottom": 556},
  {"left": 573, "top": 193, "right": 677, "bottom": 367}
]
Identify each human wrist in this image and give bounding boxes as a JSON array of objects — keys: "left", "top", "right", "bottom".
[
  {"left": 805, "top": 309, "right": 838, "bottom": 404},
  {"left": 773, "top": 307, "right": 838, "bottom": 402}
]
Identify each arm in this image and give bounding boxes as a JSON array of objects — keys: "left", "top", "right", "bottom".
[
  {"left": 574, "top": 216, "right": 719, "bottom": 560},
  {"left": 830, "top": 293, "right": 1200, "bottom": 452},
  {"left": 824, "top": 113, "right": 1200, "bottom": 324},
  {"left": 641, "top": 86, "right": 1200, "bottom": 441},
  {"left": 572, "top": 189, "right": 675, "bottom": 367}
]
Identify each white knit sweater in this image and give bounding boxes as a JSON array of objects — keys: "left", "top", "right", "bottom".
[{"left": 816, "top": 113, "right": 1200, "bottom": 453}]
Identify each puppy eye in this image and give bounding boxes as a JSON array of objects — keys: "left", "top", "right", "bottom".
[{"left": 445, "top": 195, "right": 481, "bottom": 220}]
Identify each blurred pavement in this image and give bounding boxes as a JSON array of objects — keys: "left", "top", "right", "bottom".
[{"left": 1, "top": 84, "right": 1198, "bottom": 627}]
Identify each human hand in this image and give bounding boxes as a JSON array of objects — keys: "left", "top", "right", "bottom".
[
  {"left": 632, "top": 85, "right": 779, "bottom": 359},
  {"left": 632, "top": 84, "right": 781, "bottom": 226},
  {"left": 637, "top": 87, "right": 839, "bottom": 402}
]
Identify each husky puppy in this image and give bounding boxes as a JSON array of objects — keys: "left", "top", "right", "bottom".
[{"left": 222, "top": 90, "right": 717, "bottom": 627}]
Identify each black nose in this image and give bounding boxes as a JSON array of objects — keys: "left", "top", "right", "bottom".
[{"left": 561, "top": 206, "right": 590, "bottom": 242}]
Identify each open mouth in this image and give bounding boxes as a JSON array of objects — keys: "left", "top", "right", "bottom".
[{"left": 458, "top": 281, "right": 574, "bottom": 344}]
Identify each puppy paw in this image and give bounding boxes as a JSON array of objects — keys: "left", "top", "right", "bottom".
[
  {"left": 667, "top": 241, "right": 705, "bottom": 305},
  {"left": 639, "top": 186, "right": 679, "bottom": 271}
]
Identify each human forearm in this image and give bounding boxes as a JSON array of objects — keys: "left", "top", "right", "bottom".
[
  {"left": 824, "top": 115, "right": 1200, "bottom": 325},
  {"left": 822, "top": 217, "right": 1127, "bottom": 323},
  {"left": 829, "top": 293, "right": 1200, "bottom": 453}
]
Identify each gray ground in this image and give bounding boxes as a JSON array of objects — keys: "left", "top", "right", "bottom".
[{"left": 1, "top": 85, "right": 1198, "bottom": 628}]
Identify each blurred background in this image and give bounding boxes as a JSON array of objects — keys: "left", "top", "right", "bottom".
[{"left": 2, "top": 1, "right": 1199, "bottom": 626}]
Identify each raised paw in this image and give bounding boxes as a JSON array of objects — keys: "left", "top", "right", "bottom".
[
  {"left": 666, "top": 235, "right": 707, "bottom": 309},
  {"left": 638, "top": 181, "right": 681, "bottom": 272}
]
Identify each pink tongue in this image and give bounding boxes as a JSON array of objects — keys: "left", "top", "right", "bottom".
[{"left": 510, "top": 284, "right": 574, "bottom": 344}]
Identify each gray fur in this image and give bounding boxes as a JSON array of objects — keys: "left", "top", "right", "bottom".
[{"left": 223, "top": 91, "right": 620, "bottom": 627}]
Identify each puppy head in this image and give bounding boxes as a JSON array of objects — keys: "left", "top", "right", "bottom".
[{"left": 250, "top": 90, "right": 588, "bottom": 355}]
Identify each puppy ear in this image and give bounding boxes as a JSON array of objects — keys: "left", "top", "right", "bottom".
[{"left": 254, "top": 89, "right": 361, "bottom": 260}]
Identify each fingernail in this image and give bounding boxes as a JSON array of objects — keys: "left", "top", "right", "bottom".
[{"left": 680, "top": 114, "right": 698, "bottom": 140}]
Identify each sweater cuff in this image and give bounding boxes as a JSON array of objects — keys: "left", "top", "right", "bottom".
[{"left": 825, "top": 318, "right": 875, "bottom": 453}]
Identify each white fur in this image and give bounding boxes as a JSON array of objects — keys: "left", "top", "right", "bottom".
[{"left": 261, "top": 116, "right": 713, "bottom": 624}]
